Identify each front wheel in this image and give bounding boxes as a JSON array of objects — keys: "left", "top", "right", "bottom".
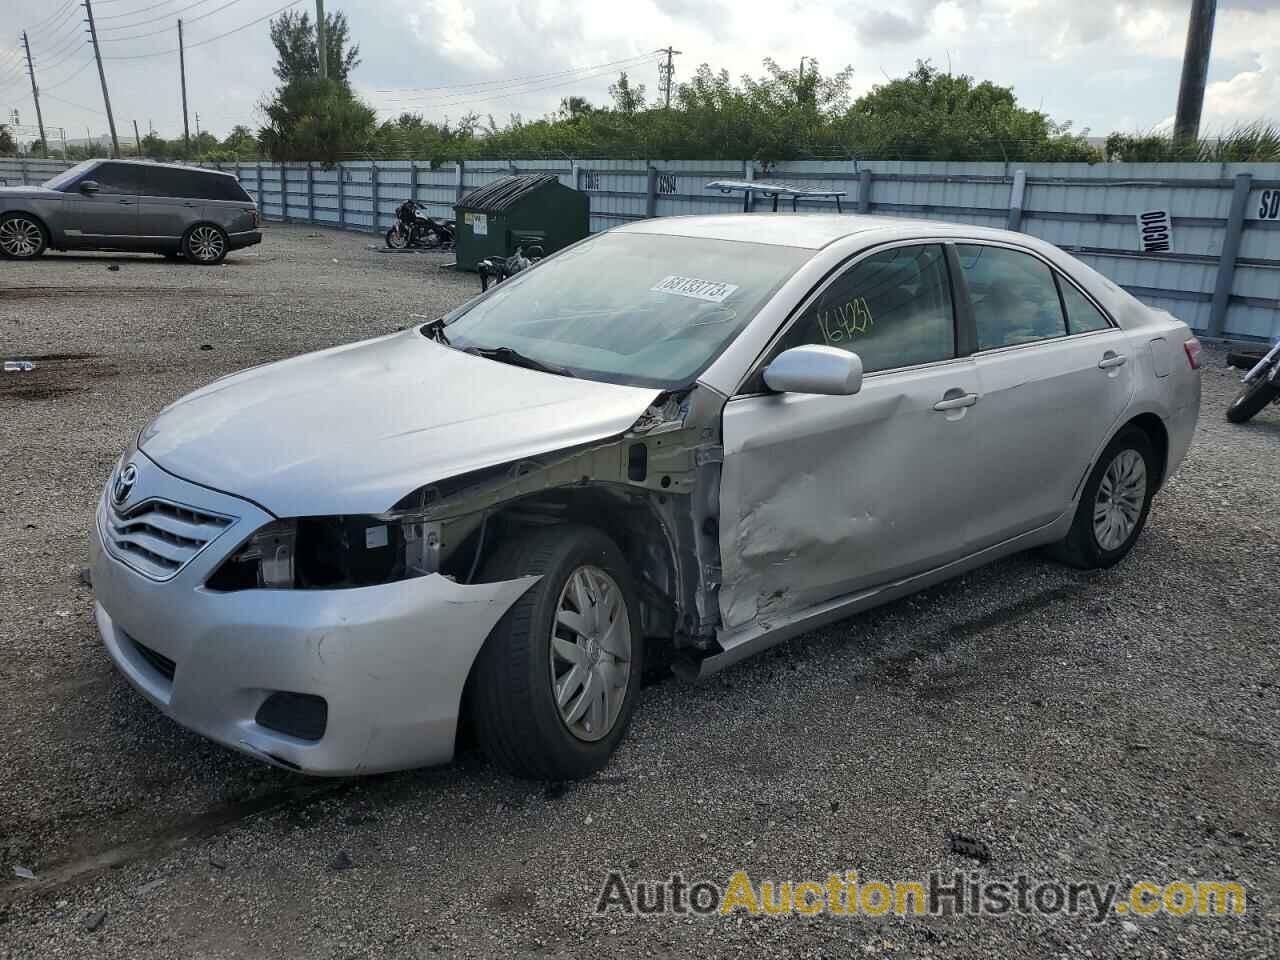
[
  {"left": 467, "top": 525, "right": 644, "bottom": 780},
  {"left": 385, "top": 224, "right": 408, "bottom": 249},
  {"left": 182, "top": 224, "right": 228, "bottom": 264},
  {"left": 1053, "top": 426, "right": 1156, "bottom": 569},
  {"left": 1226, "top": 376, "right": 1278, "bottom": 424},
  {"left": 0, "top": 213, "right": 48, "bottom": 259}
]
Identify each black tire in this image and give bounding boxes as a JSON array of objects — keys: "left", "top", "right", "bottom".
[
  {"left": 467, "top": 524, "right": 644, "bottom": 780},
  {"left": 1226, "top": 377, "right": 1278, "bottom": 424},
  {"left": 385, "top": 225, "right": 408, "bottom": 249},
  {"left": 0, "top": 213, "right": 48, "bottom": 259},
  {"left": 1053, "top": 426, "right": 1157, "bottom": 570},
  {"left": 181, "top": 223, "right": 228, "bottom": 265}
]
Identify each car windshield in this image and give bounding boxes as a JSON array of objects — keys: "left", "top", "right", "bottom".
[
  {"left": 438, "top": 232, "right": 810, "bottom": 388},
  {"left": 42, "top": 161, "right": 95, "bottom": 191}
]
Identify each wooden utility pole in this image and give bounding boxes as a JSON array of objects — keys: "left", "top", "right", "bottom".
[
  {"left": 178, "top": 19, "right": 191, "bottom": 155},
  {"left": 83, "top": 0, "right": 120, "bottom": 157},
  {"left": 315, "top": 0, "right": 328, "bottom": 80},
  {"left": 133, "top": 119, "right": 142, "bottom": 155},
  {"left": 20, "top": 32, "right": 48, "bottom": 158},
  {"left": 1174, "top": 0, "right": 1217, "bottom": 145},
  {"left": 658, "top": 45, "right": 681, "bottom": 108}
]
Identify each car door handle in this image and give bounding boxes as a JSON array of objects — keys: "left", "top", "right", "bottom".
[
  {"left": 1098, "top": 353, "right": 1127, "bottom": 369},
  {"left": 933, "top": 393, "right": 979, "bottom": 411},
  {"left": 183, "top": 202, "right": 198, "bottom": 208},
  {"left": 117, "top": 199, "right": 134, "bottom": 205}
]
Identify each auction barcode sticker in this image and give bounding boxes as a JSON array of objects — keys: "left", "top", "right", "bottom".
[{"left": 652, "top": 275, "right": 739, "bottom": 303}]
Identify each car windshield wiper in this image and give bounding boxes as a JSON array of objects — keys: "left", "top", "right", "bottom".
[
  {"left": 463, "top": 345, "right": 574, "bottom": 377},
  {"left": 419, "top": 316, "right": 450, "bottom": 345}
]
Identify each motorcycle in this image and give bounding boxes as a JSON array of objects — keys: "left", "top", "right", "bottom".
[
  {"left": 385, "top": 200, "right": 455, "bottom": 250},
  {"left": 1226, "top": 339, "right": 1280, "bottom": 423},
  {"left": 478, "top": 245, "right": 543, "bottom": 291}
]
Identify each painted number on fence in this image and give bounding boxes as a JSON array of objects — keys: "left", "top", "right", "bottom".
[
  {"left": 657, "top": 174, "right": 677, "bottom": 195},
  {"left": 1136, "top": 210, "right": 1173, "bottom": 253},
  {"left": 1254, "top": 189, "right": 1280, "bottom": 221}
]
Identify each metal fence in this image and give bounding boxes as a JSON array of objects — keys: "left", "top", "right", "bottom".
[{"left": 3, "top": 156, "right": 1278, "bottom": 343}]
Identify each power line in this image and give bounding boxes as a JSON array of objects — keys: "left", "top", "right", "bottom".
[
  {"left": 42, "top": 90, "right": 105, "bottom": 115},
  {"left": 377, "top": 54, "right": 660, "bottom": 97},
  {"left": 98, "top": 0, "right": 252, "bottom": 42},
  {"left": 100, "top": 0, "right": 302, "bottom": 60},
  {"left": 98, "top": 0, "right": 241, "bottom": 33},
  {"left": 96, "top": 0, "right": 194, "bottom": 19},
  {"left": 377, "top": 57, "right": 664, "bottom": 113},
  {"left": 42, "top": 57, "right": 97, "bottom": 90},
  {"left": 25, "top": 0, "right": 78, "bottom": 33}
]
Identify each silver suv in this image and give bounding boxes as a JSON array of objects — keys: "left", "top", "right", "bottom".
[{"left": 0, "top": 159, "right": 261, "bottom": 264}]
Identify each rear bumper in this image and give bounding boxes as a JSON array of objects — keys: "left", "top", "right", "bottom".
[
  {"left": 89, "top": 459, "right": 537, "bottom": 775},
  {"left": 228, "top": 230, "right": 261, "bottom": 250}
]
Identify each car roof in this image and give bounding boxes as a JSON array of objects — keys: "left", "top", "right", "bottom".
[
  {"left": 95, "top": 159, "right": 236, "bottom": 179},
  {"left": 617, "top": 213, "right": 1037, "bottom": 251}
]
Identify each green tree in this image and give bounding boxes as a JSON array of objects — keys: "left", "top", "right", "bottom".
[
  {"left": 259, "top": 76, "right": 376, "bottom": 163},
  {"left": 0, "top": 124, "right": 14, "bottom": 155},
  {"left": 609, "top": 73, "right": 646, "bottom": 114},
  {"left": 221, "top": 124, "right": 258, "bottom": 157},
  {"left": 269, "top": 9, "right": 360, "bottom": 85}
]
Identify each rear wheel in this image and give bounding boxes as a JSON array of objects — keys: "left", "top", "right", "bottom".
[
  {"left": 467, "top": 525, "right": 643, "bottom": 780},
  {"left": 0, "top": 213, "right": 47, "bottom": 259},
  {"left": 1053, "top": 426, "right": 1156, "bottom": 569},
  {"left": 1226, "top": 376, "right": 1278, "bottom": 424},
  {"left": 385, "top": 224, "right": 408, "bottom": 249},
  {"left": 182, "top": 224, "right": 228, "bottom": 264}
]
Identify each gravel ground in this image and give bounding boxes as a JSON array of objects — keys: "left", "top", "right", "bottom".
[{"left": 1, "top": 224, "right": 1277, "bottom": 958}]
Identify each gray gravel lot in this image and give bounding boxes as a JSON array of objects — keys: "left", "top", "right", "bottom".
[{"left": 1, "top": 223, "right": 1278, "bottom": 958}]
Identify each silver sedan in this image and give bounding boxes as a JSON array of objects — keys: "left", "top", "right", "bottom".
[{"left": 89, "top": 215, "right": 1202, "bottom": 779}]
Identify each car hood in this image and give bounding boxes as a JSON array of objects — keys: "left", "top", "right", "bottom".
[{"left": 139, "top": 328, "right": 663, "bottom": 517}]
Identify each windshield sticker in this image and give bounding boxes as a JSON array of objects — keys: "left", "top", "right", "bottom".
[{"left": 652, "top": 275, "right": 740, "bottom": 304}]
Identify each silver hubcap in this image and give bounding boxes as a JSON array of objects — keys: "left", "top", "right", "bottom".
[
  {"left": 188, "top": 226, "right": 224, "bottom": 261},
  {"left": 0, "top": 217, "right": 41, "bottom": 256},
  {"left": 1093, "top": 449, "right": 1147, "bottom": 551},
  {"left": 549, "top": 565, "right": 631, "bottom": 742},
  {"left": 389, "top": 226, "right": 407, "bottom": 248}
]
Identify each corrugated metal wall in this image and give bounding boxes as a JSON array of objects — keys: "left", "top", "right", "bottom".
[{"left": 3, "top": 156, "right": 1277, "bottom": 342}]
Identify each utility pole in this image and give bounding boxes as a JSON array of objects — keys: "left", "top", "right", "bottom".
[
  {"left": 315, "top": 0, "right": 328, "bottom": 80},
  {"left": 657, "top": 45, "right": 681, "bottom": 108},
  {"left": 59, "top": 127, "right": 68, "bottom": 157},
  {"left": 133, "top": 119, "right": 142, "bottom": 155},
  {"left": 1174, "top": 0, "right": 1217, "bottom": 146},
  {"left": 178, "top": 19, "right": 191, "bottom": 155},
  {"left": 195, "top": 112, "right": 201, "bottom": 138},
  {"left": 20, "top": 32, "right": 48, "bottom": 158},
  {"left": 84, "top": 0, "right": 120, "bottom": 157}
]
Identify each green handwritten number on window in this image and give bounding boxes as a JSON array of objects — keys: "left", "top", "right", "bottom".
[{"left": 817, "top": 297, "right": 874, "bottom": 346}]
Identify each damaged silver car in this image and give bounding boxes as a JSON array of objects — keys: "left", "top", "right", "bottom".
[{"left": 89, "top": 214, "right": 1202, "bottom": 779}]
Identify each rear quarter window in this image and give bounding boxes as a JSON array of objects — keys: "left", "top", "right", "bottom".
[{"left": 202, "top": 173, "right": 252, "bottom": 202}]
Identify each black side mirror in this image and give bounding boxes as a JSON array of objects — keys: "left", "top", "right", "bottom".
[{"left": 78, "top": 180, "right": 100, "bottom": 194}]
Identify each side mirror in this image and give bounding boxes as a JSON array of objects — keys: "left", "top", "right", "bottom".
[
  {"left": 763, "top": 344, "right": 863, "bottom": 396},
  {"left": 78, "top": 180, "right": 99, "bottom": 194}
]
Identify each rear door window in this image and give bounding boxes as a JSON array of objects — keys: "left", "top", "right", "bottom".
[
  {"left": 88, "top": 163, "right": 142, "bottom": 195},
  {"left": 135, "top": 165, "right": 196, "bottom": 199},
  {"left": 1056, "top": 277, "right": 1112, "bottom": 333},
  {"left": 196, "top": 172, "right": 250, "bottom": 202},
  {"left": 773, "top": 243, "right": 956, "bottom": 373},
  {"left": 957, "top": 244, "right": 1068, "bottom": 349}
]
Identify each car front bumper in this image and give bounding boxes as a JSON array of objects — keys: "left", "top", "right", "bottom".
[
  {"left": 90, "top": 456, "right": 536, "bottom": 776},
  {"left": 228, "top": 230, "right": 262, "bottom": 250}
]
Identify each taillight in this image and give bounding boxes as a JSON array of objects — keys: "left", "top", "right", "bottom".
[{"left": 1184, "top": 337, "right": 1202, "bottom": 370}]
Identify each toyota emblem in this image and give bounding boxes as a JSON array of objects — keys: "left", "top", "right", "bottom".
[{"left": 113, "top": 463, "right": 138, "bottom": 505}]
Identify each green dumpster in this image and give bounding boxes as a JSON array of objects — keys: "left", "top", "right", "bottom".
[{"left": 453, "top": 174, "right": 590, "bottom": 272}]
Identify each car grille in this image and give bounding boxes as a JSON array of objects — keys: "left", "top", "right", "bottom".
[{"left": 102, "top": 498, "right": 235, "bottom": 580}]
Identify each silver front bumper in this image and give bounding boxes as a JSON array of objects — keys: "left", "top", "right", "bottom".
[{"left": 90, "top": 454, "right": 537, "bottom": 775}]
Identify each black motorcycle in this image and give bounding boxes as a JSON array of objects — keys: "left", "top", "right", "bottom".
[
  {"left": 478, "top": 245, "right": 543, "bottom": 291},
  {"left": 1227, "top": 339, "right": 1280, "bottom": 423},
  {"left": 385, "top": 200, "right": 455, "bottom": 250}
]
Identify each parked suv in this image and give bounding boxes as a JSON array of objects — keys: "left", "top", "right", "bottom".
[{"left": 0, "top": 159, "right": 260, "bottom": 264}]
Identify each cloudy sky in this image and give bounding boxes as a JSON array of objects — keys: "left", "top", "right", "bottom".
[{"left": 1, "top": 0, "right": 1276, "bottom": 144}]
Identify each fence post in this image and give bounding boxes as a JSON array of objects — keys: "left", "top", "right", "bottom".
[
  {"left": 255, "top": 161, "right": 262, "bottom": 215},
  {"left": 1006, "top": 169, "right": 1027, "bottom": 231},
  {"left": 337, "top": 164, "right": 346, "bottom": 229},
  {"left": 858, "top": 169, "right": 872, "bottom": 213},
  {"left": 371, "top": 162, "right": 379, "bottom": 232},
  {"left": 306, "top": 163, "right": 314, "bottom": 224},
  {"left": 20, "top": 155, "right": 27, "bottom": 185},
  {"left": 646, "top": 164, "right": 658, "bottom": 218},
  {"left": 1209, "top": 172, "right": 1252, "bottom": 339},
  {"left": 742, "top": 159, "right": 753, "bottom": 212},
  {"left": 455, "top": 160, "right": 464, "bottom": 205},
  {"left": 409, "top": 160, "right": 419, "bottom": 203}
]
